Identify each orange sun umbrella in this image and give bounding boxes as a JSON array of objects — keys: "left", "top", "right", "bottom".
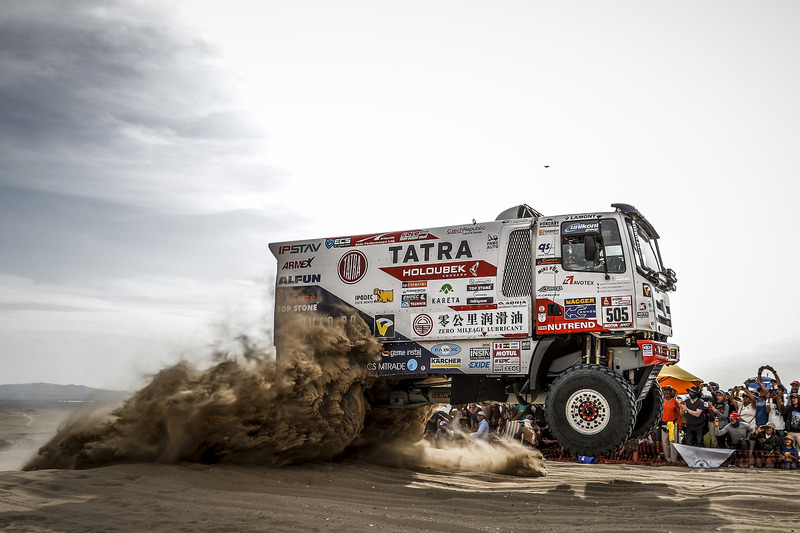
[{"left": 657, "top": 364, "right": 703, "bottom": 394}]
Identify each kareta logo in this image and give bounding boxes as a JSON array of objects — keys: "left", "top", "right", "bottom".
[
  {"left": 440, "top": 283, "right": 454, "bottom": 294},
  {"left": 375, "top": 315, "right": 395, "bottom": 338},
  {"left": 431, "top": 344, "right": 461, "bottom": 357}
]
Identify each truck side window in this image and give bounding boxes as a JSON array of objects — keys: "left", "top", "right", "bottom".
[{"left": 561, "top": 219, "right": 625, "bottom": 273}]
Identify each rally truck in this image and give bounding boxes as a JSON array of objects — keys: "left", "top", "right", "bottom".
[{"left": 269, "top": 203, "right": 679, "bottom": 456}]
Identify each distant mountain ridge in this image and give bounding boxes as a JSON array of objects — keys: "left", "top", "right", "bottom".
[{"left": 0, "top": 383, "right": 128, "bottom": 402}]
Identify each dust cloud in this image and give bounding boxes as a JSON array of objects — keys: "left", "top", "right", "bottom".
[
  {"left": 24, "top": 313, "right": 545, "bottom": 478},
  {"left": 25, "top": 314, "right": 381, "bottom": 470}
]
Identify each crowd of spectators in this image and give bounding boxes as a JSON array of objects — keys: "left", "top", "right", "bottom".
[{"left": 424, "top": 374, "right": 800, "bottom": 470}]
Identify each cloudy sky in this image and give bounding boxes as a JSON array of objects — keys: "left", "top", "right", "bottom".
[{"left": 1, "top": 0, "right": 798, "bottom": 391}]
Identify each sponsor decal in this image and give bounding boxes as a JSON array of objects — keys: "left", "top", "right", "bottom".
[
  {"left": 430, "top": 391, "right": 450, "bottom": 399},
  {"left": 469, "top": 348, "right": 490, "bottom": 360},
  {"left": 277, "top": 243, "right": 321, "bottom": 255},
  {"left": 383, "top": 347, "right": 423, "bottom": 358},
  {"left": 565, "top": 297, "right": 596, "bottom": 305},
  {"left": 487, "top": 234, "right": 499, "bottom": 250},
  {"left": 358, "top": 289, "right": 394, "bottom": 304},
  {"left": 497, "top": 300, "right": 527, "bottom": 309},
  {"left": 403, "top": 281, "right": 427, "bottom": 289},
  {"left": 338, "top": 250, "right": 368, "bottom": 284},
  {"left": 381, "top": 260, "right": 497, "bottom": 282},
  {"left": 401, "top": 293, "right": 427, "bottom": 308},
  {"left": 389, "top": 241, "right": 473, "bottom": 264},
  {"left": 637, "top": 311, "right": 650, "bottom": 319},
  {"left": 431, "top": 296, "right": 461, "bottom": 304},
  {"left": 538, "top": 285, "right": 564, "bottom": 293},
  {"left": 539, "top": 228, "right": 559, "bottom": 235},
  {"left": 467, "top": 283, "right": 493, "bottom": 292},
  {"left": 522, "top": 341, "right": 531, "bottom": 350},
  {"left": 538, "top": 219, "right": 558, "bottom": 228},
  {"left": 276, "top": 291, "right": 317, "bottom": 304},
  {"left": 565, "top": 304, "right": 596, "bottom": 320},
  {"left": 537, "top": 321, "right": 598, "bottom": 332},
  {"left": 537, "top": 265, "right": 558, "bottom": 275},
  {"left": 563, "top": 275, "right": 594, "bottom": 286},
  {"left": 564, "top": 214, "right": 600, "bottom": 220},
  {"left": 281, "top": 257, "right": 315, "bottom": 269},
  {"left": 278, "top": 274, "right": 321, "bottom": 285},
  {"left": 325, "top": 237, "right": 351, "bottom": 249},
  {"left": 468, "top": 361, "right": 491, "bottom": 369},
  {"left": 601, "top": 296, "right": 633, "bottom": 328},
  {"left": 431, "top": 343, "right": 461, "bottom": 356},
  {"left": 446, "top": 226, "right": 486, "bottom": 235},
  {"left": 328, "top": 231, "right": 435, "bottom": 249},
  {"left": 643, "top": 284, "right": 652, "bottom": 298},
  {"left": 373, "top": 288, "right": 393, "bottom": 303},
  {"left": 439, "top": 283, "right": 454, "bottom": 294},
  {"left": 374, "top": 315, "right": 395, "bottom": 339},
  {"left": 411, "top": 309, "right": 528, "bottom": 338},
  {"left": 537, "top": 242, "right": 554, "bottom": 255},
  {"left": 563, "top": 221, "right": 600, "bottom": 234},
  {"left": 430, "top": 357, "right": 462, "bottom": 368},
  {"left": 413, "top": 314, "right": 434, "bottom": 336},
  {"left": 536, "top": 257, "right": 560, "bottom": 265},
  {"left": 407, "top": 359, "right": 418, "bottom": 371},
  {"left": 466, "top": 297, "right": 493, "bottom": 305},
  {"left": 368, "top": 361, "right": 407, "bottom": 371},
  {"left": 492, "top": 341, "right": 521, "bottom": 374}
]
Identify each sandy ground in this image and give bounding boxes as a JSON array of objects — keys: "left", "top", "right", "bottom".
[{"left": 3, "top": 420, "right": 800, "bottom": 533}]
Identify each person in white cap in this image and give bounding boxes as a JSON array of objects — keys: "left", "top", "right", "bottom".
[{"left": 470, "top": 410, "right": 490, "bottom": 441}]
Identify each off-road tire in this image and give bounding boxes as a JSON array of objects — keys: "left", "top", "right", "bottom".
[
  {"left": 545, "top": 364, "right": 636, "bottom": 457},
  {"left": 628, "top": 382, "right": 664, "bottom": 441}
]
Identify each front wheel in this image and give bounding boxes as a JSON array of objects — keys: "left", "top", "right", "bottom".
[
  {"left": 545, "top": 364, "right": 636, "bottom": 457},
  {"left": 628, "top": 382, "right": 665, "bottom": 441}
]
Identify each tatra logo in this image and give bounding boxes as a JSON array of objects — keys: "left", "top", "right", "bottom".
[
  {"left": 389, "top": 241, "right": 472, "bottom": 264},
  {"left": 338, "top": 250, "right": 368, "bottom": 284}
]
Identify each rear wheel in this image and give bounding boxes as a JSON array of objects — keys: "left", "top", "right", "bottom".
[
  {"left": 545, "top": 364, "right": 636, "bottom": 457},
  {"left": 628, "top": 382, "right": 664, "bottom": 441}
]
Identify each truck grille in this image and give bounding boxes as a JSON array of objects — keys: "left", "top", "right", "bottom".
[{"left": 501, "top": 229, "right": 533, "bottom": 297}]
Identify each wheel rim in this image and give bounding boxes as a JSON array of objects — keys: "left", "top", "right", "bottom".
[{"left": 565, "top": 388, "right": 611, "bottom": 435}]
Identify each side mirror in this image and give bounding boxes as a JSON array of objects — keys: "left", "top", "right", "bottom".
[{"left": 584, "top": 236, "right": 597, "bottom": 262}]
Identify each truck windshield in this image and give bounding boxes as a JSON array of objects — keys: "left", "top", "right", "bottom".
[
  {"left": 561, "top": 219, "right": 625, "bottom": 273},
  {"left": 626, "top": 219, "right": 662, "bottom": 273}
]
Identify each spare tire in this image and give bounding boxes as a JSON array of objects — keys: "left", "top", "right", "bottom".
[{"left": 545, "top": 364, "right": 636, "bottom": 457}]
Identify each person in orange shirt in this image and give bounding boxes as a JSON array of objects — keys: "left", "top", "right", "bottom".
[{"left": 660, "top": 385, "right": 685, "bottom": 463}]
